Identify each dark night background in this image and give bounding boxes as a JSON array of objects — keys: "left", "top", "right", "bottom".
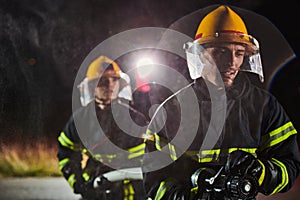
[{"left": 0, "top": 0, "right": 299, "bottom": 144}]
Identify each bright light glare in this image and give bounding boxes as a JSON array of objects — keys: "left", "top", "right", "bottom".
[{"left": 136, "top": 57, "right": 153, "bottom": 78}]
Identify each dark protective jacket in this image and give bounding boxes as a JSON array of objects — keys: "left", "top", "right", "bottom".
[
  {"left": 143, "top": 73, "right": 300, "bottom": 199},
  {"left": 57, "top": 98, "right": 148, "bottom": 199}
]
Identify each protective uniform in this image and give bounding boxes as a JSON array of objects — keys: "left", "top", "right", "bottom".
[
  {"left": 143, "top": 5, "right": 300, "bottom": 200},
  {"left": 57, "top": 56, "right": 148, "bottom": 199}
]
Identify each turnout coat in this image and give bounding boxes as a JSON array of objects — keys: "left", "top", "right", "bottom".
[{"left": 143, "top": 73, "right": 300, "bottom": 199}]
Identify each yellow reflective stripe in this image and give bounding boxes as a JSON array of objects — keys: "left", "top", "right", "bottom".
[
  {"left": 82, "top": 172, "right": 90, "bottom": 181},
  {"left": 58, "top": 131, "right": 75, "bottom": 150},
  {"left": 128, "top": 143, "right": 145, "bottom": 159},
  {"left": 270, "top": 158, "right": 289, "bottom": 194},
  {"left": 93, "top": 154, "right": 117, "bottom": 163},
  {"left": 67, "top": 174, "right": 76, "bottom": 188},
  {"left": 187, "top": 148, "right": 257, "bottom": 163},
  {"left": 199, "top": 157, "right": 214, "bottom": 163},
  {"left": 269, "top": 122, "right": 294, "bottom": 137},
  {"left": 269, "top": 129, "right": 297, "bottom": 147},
  {"left": 201, "top": 149, "right": 221, "bottom": 155},
  {"left": 107, "top": 154, "right": 117, "bottom": 158},
  {"left": 152, "top": 132, "right": 178, "bottom": 160},
  {"left": 124, "top": 179, "right": 130, "bottom": 184},
  {"left": 261, "top": 122, "right": 297, "bottom": 150},
  {"left": 106, "top": 154, "right": 117, "bottom": 163},
  {"left": 228, "top": 148, "right": 257, "bottom": 154},
  {"left": 168, "top": 143, "right": 177, "bottom": 161},
  {"left": 190, "top": 186, "right": 198, "bottom": 196},
  {"left": 154, "top": 133, "right": 162, "bottom": 151},
  {"left": 128, "top": 150, "right": 145, "bottom": 159},
  {"left": 155, "top": 181, "right": 167, "bottom": 200},
  {"left": 123, "top": 180, "right": 135, "bottom": 200},
  {"left": 199, "top": 149, "right": 220, "bottom": 162},
  {"left": 128, "top": 143, "right": 145, "bottom": 153},
  {"left": 154, "top": 178, "right": 179, "bottom": 200},
  {"left": 93, "top": 154, "right": 104, "bottom": 162},
  {"left": 153, "top": 133, "right": 173, "bottom": 155},
  {"left": 144, "top": 129, "right": 178, "bottom": 161},
  {"left": 257, "top": 159, "right": 265, "bottom": 186},
  {"left": 58, "top": 158, "right": 70, "bottom": 170}
]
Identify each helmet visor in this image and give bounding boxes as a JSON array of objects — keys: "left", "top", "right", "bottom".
[
  {"left": 78, "top": 77, "right": 96, "bottom": 107},
  {"left": 240, "top": 52, "right": 264, "bottom": 82},
  {"left": 184, "top": 41, "right": 207, "bottom": 80},
  {"left": 183, "top": 41, "right": 222, "bottom": 87}
]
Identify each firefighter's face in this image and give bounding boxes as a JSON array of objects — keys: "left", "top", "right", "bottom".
[
  {"left": 94, "top": 76, "right": 120, "bottom": 104},
  {"left": 205, "top": 42, "right": 246, "bottom": 87}
]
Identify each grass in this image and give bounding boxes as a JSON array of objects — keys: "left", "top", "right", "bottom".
[{"left": 0, "top": 136, "right": 62, "bottom": 177}]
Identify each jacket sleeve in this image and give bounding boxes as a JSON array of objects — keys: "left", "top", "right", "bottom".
[
  {"left": 257, "top": 94, "right": 300, "bottom": 195},
  {"left": 57, "top": 114, "right": 86, "bottom": 190}
]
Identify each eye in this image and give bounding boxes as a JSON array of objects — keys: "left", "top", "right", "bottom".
[
  {"left": 211, "top": 47, "right": 227, "bottom": 57},
  {"left": 236, "top": 50, "right": 246, "bottom": 57},
  {"left": 215, "top": 47, "right": 226, "bottom": 53},
  {"left": 112, "top": 77, "right": 119, "bottom": 82},
  {"left": 98, "top": 77, "right": 109, "bottom": 86}
]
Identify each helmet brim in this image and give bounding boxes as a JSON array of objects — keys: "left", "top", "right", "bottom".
[{"left": 195, "top": 33, "right": 258, "bottom": 55}]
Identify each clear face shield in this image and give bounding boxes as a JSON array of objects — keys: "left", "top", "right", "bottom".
[
  {"left": 183, "top": 33, "right": 264, "bottom": 83},
  {"left": 77, "top": 72, "right": 133, "bottom": 107}
]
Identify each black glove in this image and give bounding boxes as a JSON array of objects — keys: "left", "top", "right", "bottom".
[
  {"left": 74, "top": 181, "right": 86, "bottom": 193},
  {"left": 224, "top": 150, "right": 262, "bottom": 199},
  {"left": 93, "top": 174, "right": 114, "bottom": 190},
  {"left": 74, "top": 181, "right": 95, "bottom": 199},
  {"left": 226, "top": 150, "right": 262, "bottom": 180},
  {"left": 191, "top": 168, "right": 216, "bottom": 198}
]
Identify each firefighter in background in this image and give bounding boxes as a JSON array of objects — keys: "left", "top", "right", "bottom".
[
  {"left": 57, "top": 55, "right": 148, "bottom": 199},
  {"left": 143, "top": 5, "right": 300, "bottom": 199}
]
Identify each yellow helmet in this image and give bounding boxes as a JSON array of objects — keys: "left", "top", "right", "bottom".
[
  {"left": 184, "top": 5, "right": 263, "bottom": 82},
  {"left": 86, "top": 55, "right": 121, "bottom": 81},
  {"left": 194, "top": 5, "right": 257, "bottom": 54}
]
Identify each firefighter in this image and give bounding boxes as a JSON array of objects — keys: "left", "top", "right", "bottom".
[
  {"left": 142, "top": 5, "right": 300, "bottom": 199},
  {"left": 57, "top": 55, "right": 148, "bottom": 199}
]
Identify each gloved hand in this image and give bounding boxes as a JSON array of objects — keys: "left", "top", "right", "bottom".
[
  {"left": 93, "top": 174, "right": 114, "bottom": 190},
  {"left": 224, "top": 150, "right": 262, "bottom": 199},
  {"left": 226, "top": 150, "right": 262, "bottom": 180},
  {"left": 191, "top": 168, "right": 215, "bottom": 186},
  {"left": 74, "top": 181, "right": 95, "bottom": 199},
  {"left": 191, "top": 167, "right": 216, "bottom": 198}
]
